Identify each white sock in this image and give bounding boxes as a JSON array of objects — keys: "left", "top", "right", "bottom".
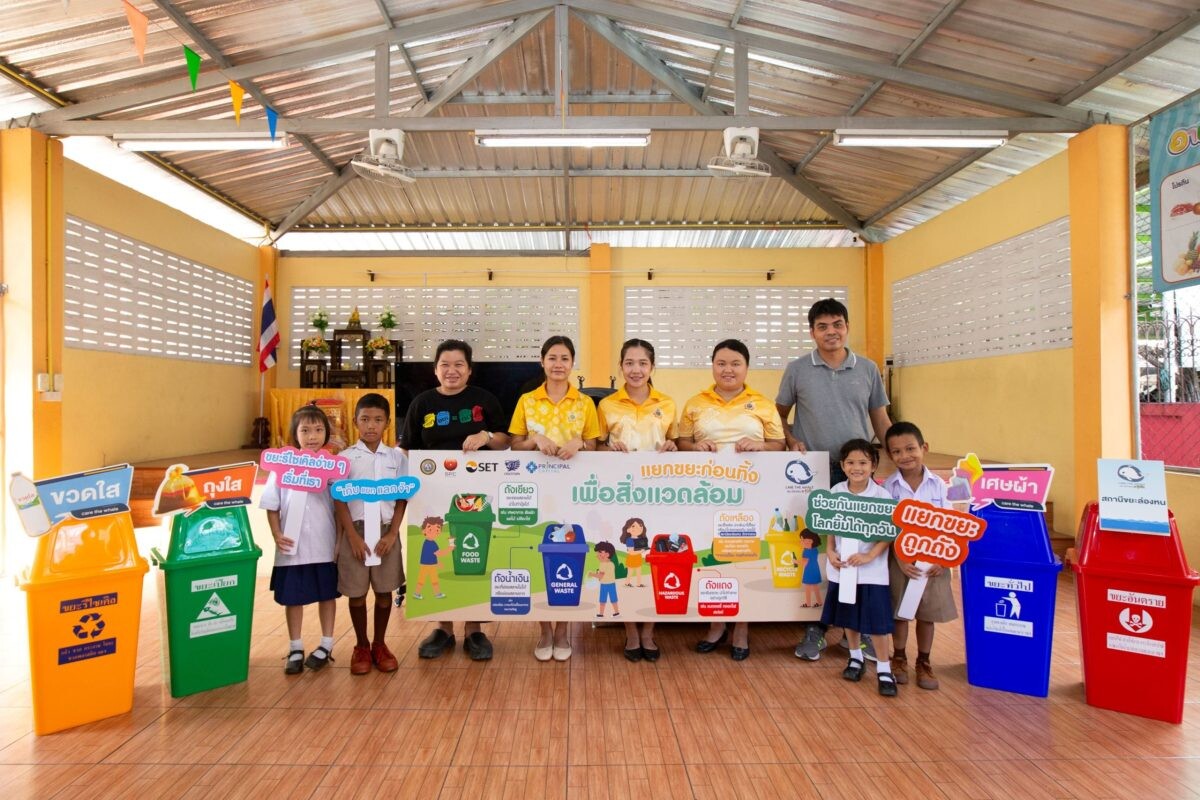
[
  {"left": 313, "top": 636, "right": 334, "bottom": 657},
  {"left": 850, "top": 648, "right": 864, "bottom": 664},
  {"left": 877, "top": 659, "right": 894, "bottom": 680},
  {"left": 288, "top": 639, "right": 304, "bottom": 660}
]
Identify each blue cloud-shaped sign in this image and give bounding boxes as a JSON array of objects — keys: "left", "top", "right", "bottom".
[{"left": 331, "top": 476, "right": 421, "bottom": 502}]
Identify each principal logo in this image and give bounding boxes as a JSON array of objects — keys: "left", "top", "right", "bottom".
[
  {"left": 1119, "top": 607, "right": 1154, "bottom": 634},
  {"left": 526, "top": 462, "right": 539, "bottom": 474},
  {"left": 784, "top": 460, "right": 814, "bottom": 485},
  {"left": 419, "top": 459, "right": 437, "bottom": 475}
]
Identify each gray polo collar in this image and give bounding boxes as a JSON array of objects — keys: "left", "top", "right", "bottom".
[{"left": 809, "top": 348, "right": 857, "bottom": 371}]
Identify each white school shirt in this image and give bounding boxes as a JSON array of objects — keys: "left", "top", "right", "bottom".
[
  {"left": 883, "top": 466, "right": 950, "bottom": 508},
  {"left": 259, "top": 472, "right": 337, "bottom": 567},
  {"left": 825, "top": 479, "right": 893, "bottom": 586},
  {"left": 341, "top": 440, "right": 407, "bottom": 526}
]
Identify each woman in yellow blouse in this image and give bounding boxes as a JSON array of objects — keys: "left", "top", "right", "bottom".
[
  {"left": 511, "top": 335, "right": 600, "bottom": 662},
  {"left": 679, "top": 338, "right": 785, "bottom": 661},
  {"left": 597, "top": 338, "right": 677, "bottom": 662}
]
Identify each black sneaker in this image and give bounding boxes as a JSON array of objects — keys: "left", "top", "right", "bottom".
[{"left": 794, "top": 624, "right": 826, "bottom": 661}]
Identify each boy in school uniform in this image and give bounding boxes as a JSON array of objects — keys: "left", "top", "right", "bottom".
[
  {"left": 882, "top": 421, "right": 958, "bottom": 690},
  {"left": 334, "top": 393, "right": 408, "bottom": 675}
]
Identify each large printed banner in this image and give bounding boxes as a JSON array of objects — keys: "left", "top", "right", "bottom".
[
  {"left": 405, "top": 451, "right": 829, "bottom": 621},
  {"left": 1150, "top": 95, "right": 1200, "bottom": 292}
]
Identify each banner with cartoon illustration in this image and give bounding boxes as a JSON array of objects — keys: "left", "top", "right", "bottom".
[
  {"left": 404, "top": 451, "right": 830, "bottom": 621},
  {"left": 1151, "top": 94, "right": 1200, "bottom": 292}
]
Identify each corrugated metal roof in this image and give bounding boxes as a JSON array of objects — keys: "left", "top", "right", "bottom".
[{"left": 1, "top": 0, "right": 1198, "bottom": 248}]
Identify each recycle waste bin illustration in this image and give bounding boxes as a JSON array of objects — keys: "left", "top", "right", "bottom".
[
  {"left": 19, "top": 512, "right": 149, "bottom": 735},
  {"left": 646, "top": 534, "right": 698, "bottom": 614},
  {"left": 1071, "top": 502, "right": 1200, "bottom": 723},
  {"left": 447, "top": 493, "right": 495, "bottom": 575},
  {"left": 765, "top": 520, "right": 802, "bottom": 589},
  {"left": 538, "top": 523, "right": 588, "bottom": 606},
  {"left": 151, "top": 503, "right": 262, "bottom": 697},
  {"left": 960, "top": 503, "right": 1063, "bottom": 697}
]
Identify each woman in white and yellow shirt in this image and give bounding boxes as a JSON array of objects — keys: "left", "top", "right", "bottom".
[
  {"left": 679, "top": 338, "right": 785, "bottom": 661},
  {"left": 597, "top": 338, "right": 677, "bottom": 662},
  {"left": 511, "top": 335, "right": 600, "bottom": 662}
]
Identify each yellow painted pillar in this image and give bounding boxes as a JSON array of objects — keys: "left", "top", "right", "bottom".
[
  {"left": 256, "top": 245, "right": 278, "bottom": 409},
  {"left": 587, "top": 243, "right": 613, "bottom": 385},
  {"left": 1069, "top": 124, "right": 1133, "bottom": 520},
  {"left": 864, "top": 242, "right": 885, "bottom": 368}
]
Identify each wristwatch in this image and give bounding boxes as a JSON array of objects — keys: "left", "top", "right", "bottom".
[{"left": 484, "top": 430, "right": 494, "bottom": 442}]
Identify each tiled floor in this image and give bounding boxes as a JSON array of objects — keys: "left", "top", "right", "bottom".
[{"left": 2, "top": 571, "right": 1200, "bottom": 799}]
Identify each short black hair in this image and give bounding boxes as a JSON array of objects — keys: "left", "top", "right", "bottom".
[
  {"left": 711, "top": 338, "right": 750, "bottom": 362},
  {"left": 541, "top": 335, "right": 576, "bottom": 359},
  {"left": 838, "top": 438, "right": 878, "bottom": 467},
  {"left": 885, "top": 421, "right": 925, "bottom": 448},
  {"left": 808, "top": 298, "right": 849, "bottom": 329},
  {"left": 435, "top": 339, "right": 473, "bottom": 367},
  {"left": 354, "top": 392, "right": 391, "bottom": 420},
  {"left": 288, "top": 403, "right": 331, "bottom": 449}
]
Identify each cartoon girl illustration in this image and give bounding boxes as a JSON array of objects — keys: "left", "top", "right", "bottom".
[
  {"left": 800, "top": 529, "right": 823, "bottom": 608},
  {"left": 619, "top": 517, "right": 650, "bottom": 587},
  {"left": 591, "top": 541, "right": 620, "bottom": 618}
]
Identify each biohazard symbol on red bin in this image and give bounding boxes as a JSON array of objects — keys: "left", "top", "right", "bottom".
[{"left": 72, "top": 612, "right": 105, "bottom": 640}]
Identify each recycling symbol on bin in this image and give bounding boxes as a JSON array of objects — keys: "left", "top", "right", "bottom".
[
  {"left": 663, "top": 572, "right": 682, "bottom": 590},
  {"left": 72, "top": 612, "right": 105, "bottom": 640},
  {"left": 779, "top": 550, "right": 796, "bottom": 566},
  {"left": 461, "top": 533, "right": 480, "bottom": 550},
  {"left": 555, "top": 563, "right": 574, "bottom": 581}
]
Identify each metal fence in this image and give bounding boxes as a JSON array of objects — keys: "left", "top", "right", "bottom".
[{"left": 1138, "top": 313, "right": 1200, "bottom": 468}]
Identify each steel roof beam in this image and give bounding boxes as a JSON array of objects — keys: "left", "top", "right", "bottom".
[
  {"left": 569, "top": 0, "right": 1092, "bottom": 124},
  {"left": 34, "top": 0, "right": 556, "bottom": 124},
  {"left": 577, "top": 10, "right": 863, "bottom": 233},
  {"left": 448, "top": 93, "right": 680, "bottom": 103},
  {"left": 38, "top": 115, "right": 1085, "bottom": 136}
]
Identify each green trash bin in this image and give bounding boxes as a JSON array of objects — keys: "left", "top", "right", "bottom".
[
  {"left": 150, "top": 504, "right": 262, "bottom": 697},
  {"left": 446, "top": 494, "right": 495, "bottom": 576}
]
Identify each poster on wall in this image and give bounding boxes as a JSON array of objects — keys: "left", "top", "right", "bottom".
[
  {"left": 404, "top": 451, "right": 829, "bottom": 621},
  {"left": 1151, "top": 95, "right": 1200, "bottom": 292}
]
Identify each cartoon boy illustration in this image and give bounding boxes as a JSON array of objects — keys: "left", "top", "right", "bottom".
[
  {"left": 412, "top": 516, "right": 453, "bottom": 600},
  {"left": 591, "top": 541, "right": 620, "bottom": 618}
]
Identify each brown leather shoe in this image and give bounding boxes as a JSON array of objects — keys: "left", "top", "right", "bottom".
[
  {"left": 350, "top": 645, "right": 372, "bottom": 675},
  {"left": 916, "top": 659, "right": 939, "bottom": 690},
  {"left": 892, "top": 653, "right": 909, "bottom": 685},
  {"left": 372, "top": 642, "right": 399, "bottom": 672}
]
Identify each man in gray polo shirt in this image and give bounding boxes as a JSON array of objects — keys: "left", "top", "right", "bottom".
[{"left": 776, "top": 297, "right": 892, "bottom": 661}]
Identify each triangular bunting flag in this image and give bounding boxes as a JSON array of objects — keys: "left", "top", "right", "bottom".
[
  {"left": 183, "top": 45, "right": 202, "bottom": 91},
  {"left": 266, "top": 107, "right": 278, "bottom": 140},
  {"left": 122, "top": 1, "right": 148, "bottom": 64},
  {"left": 229, "top": 81, "right": 245, "bottom": 124}
]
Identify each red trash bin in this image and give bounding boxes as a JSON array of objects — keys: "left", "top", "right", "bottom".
[
  {"left": 1071, "top": 502, "right": 1200, "bottom": 723},
  {"left": 645, "top": 534, "right": 697, "bottom": 615}
]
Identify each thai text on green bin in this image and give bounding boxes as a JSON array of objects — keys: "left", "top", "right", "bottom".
[
  {"left": 446, "top": 494, "right": 496, "bottom": 576},
  {"left": 151, "top": 504, "right": 262, "bottom": 698}
]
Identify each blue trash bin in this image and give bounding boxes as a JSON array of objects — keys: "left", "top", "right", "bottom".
[
  {"left": 960, "top": 503, "right": 1063, "bottom": 697},
  {"left": 538, "top": 523, "right": 588, "bottom": 607}
]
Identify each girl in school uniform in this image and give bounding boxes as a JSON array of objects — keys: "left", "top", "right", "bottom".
[{"left": 820, "top": 438, "right": 899, "bottom": 696}]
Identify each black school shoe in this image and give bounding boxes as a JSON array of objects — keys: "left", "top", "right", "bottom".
[
  {"left": 842, "top": 657, "right": 865, "bottom": 682},
  {"left": 463, "top": 631, "right": 494, "bottom": 661},
  {"left": 304, "top": 646, "right": 334, "bottom": 671},
  {"left": 418, "top": 628, "right": 456, "bottom": 659},
  {"left": 878, "top": 672, "right": 898, "bottom": 697},
  {"left": 284, "top": 649, "right": 305, "bottom": 675}
]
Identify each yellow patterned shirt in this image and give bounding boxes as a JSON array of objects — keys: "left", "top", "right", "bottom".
[
  {"left": 597, "top": 385, "right": 678, "bottom": 451},
  {"left": 509, "top": 383, "right": 601, "bottom": 446},
  {"left": 678, "top": 384, "right": 784, "bottom": 447}
]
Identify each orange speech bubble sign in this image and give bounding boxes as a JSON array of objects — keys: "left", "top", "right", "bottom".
[{"left": 890, "top": 498, "right": 987, "bottom": 568}]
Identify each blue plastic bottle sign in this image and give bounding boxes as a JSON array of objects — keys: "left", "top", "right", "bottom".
[
  {"left": 17, "top": 465, "right": 135, "bottom": 527},
  {"left": 1096, "top": 459, "right": 1170, "bottom": 535},
  {"left": 331, "top": 476, "right": 421, "bottom": 566},
  {"left": 490, "top": 569, "right": 531, "bottom": 614}
]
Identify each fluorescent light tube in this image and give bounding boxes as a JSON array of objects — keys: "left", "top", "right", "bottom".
[
  {"left": 474, "top": 129, "right": 650, "bottom": 148},
  {"left": 114, "top": 134, "right": 288, "bottom": 151},
  {"left": 834, "top": 130, "right": 1007, "bottom": 148}
]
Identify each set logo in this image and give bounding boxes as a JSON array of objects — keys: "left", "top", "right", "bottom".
[
  {"left": 443, "top": 458, "right": 459, "bottom": 472},
  {"left": 1119, "top": 607, "right": 1154, "bottom": 635},
  {"left": 555, "top": 563, "right": 574, "bottom": 581},
  {"left": 663, "top": 572, "right": 682, "bottom": 590},
  {"left": 465, "top": 461, "right": 498, "bottom": 473},
  {"left": 1116, "top": 464, "right": 1144, "bottom": 483},
  {"left": 419, "top": 459, "right": 437, "bottom": 476},
  {"left": 784, "top": 460, "right": 814, "bottom": 485}
]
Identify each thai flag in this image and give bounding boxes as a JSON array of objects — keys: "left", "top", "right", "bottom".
[{"left": 258, "top": 276, "right": 280, "bottom": 372}]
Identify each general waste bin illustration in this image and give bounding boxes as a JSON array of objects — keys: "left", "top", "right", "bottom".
[
  {"left": 151, "top": 504, "right": 262, "bottom": 697},
  {"left": 765, "top": 522, "right": 802, "bottom": 589},
  {"left": 646, "top": 534, "right": 698, "bottom": 614},
  {"left": 960, "top": 503, "right": 1062, "bottom": 697},
  {"left": 447, "top": 493, "right": 495, "bottom": 575},
  {"left": 538, "top": 523, "right": 588, "bottom": 606},
  {"left": 19, "top": 512, "right": 149, "bottom": 735},
  {"left": 1071, "top": 502, "right": 1200, "bottom": 723}
]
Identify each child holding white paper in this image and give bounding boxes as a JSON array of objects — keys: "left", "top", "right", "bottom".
[
  {"left": 820, "top": 439, "right": 898, "bottom": 697},
  {"left": 261, "top": 404, "right": 339, "bottom": 674},
  {"left": 333, "top": 393, "right": 408, "bottom": 676},
  {"left": 883, "top": 421, "right": 957, "bottom": 691}
]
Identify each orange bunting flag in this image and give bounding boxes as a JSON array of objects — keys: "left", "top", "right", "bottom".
[
  {"left": 229, "top": 81, "right": 245, "bottom": 124},
  {"left": 122, "top": 1, "right": 149, "bottom": 64}
]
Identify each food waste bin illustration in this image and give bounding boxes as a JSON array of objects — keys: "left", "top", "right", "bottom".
[
  {"left": 646, "top": 534, "right": 697, "bottom": 614},
  {"left": 1071, "top": 502, "right": 1200, "bottom": 723},
  {"left": 538, "top": 523, "right": 587, "bottom": 606},
  {"left": 447, "top": 493, "right": 495, "bottom": 575},
  {"left": 19, "top": 513, "right": 149, "bottom": 734},
  {"left": 766, "top": 521, "right": 802, "bottom": 589},
  {"left": 151, "top": 504, "right": 262, "bottom": 697},
  {"left": 960, "top": 503, "right": 1062, "bottom": 697}
]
